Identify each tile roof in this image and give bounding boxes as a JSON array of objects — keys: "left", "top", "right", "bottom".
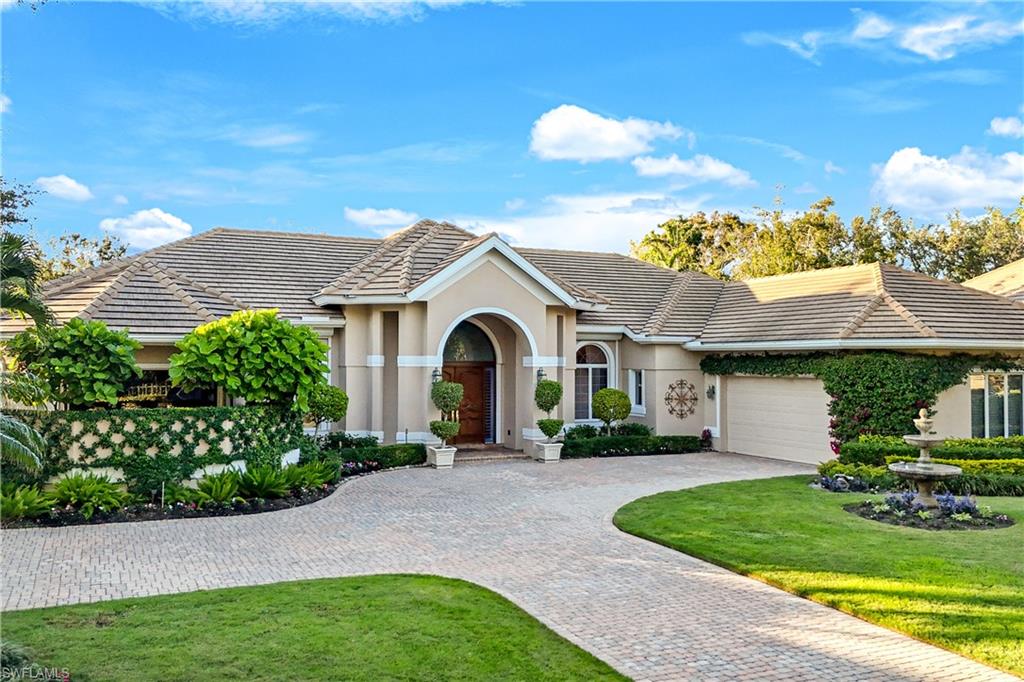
[
  {"left": 4, "top": 223, "right": 1022, "bottom": 349},
  {"left": 963, "top": 259, "right": 1024, "bottom": 302}
]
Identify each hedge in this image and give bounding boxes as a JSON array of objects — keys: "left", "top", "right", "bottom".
[
  {"left": 6, "top": 406, "right": 302, "bottom": 494},
  {"left": 840, "top": 435, "right": 1024, "bottom": 466},
  {"left": 306, "top": 442, "right": 427, "bottom": 470},
  {"left": 561, "top": 435, "right": 701, "bottom": 458},
  {"left": 817, "top": 460, "right": 1024, "bottom": 497},
  {"left": 884, "top": 456, "right": 1024, "bottom": 476}
]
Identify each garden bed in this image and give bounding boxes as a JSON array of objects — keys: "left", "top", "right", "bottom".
[{"left": 844, "top": 491, "right": 1014, "bottom": 531}]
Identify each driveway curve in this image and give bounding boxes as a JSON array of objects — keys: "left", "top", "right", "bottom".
[{"left": 2, "top": 453, "right": 1014, "bottom": 681}]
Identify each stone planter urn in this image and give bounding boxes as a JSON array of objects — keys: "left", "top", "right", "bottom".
[
  {"left": 427, "top": 445, "right": 457, "bottom": 469},
  {"left": 534, "top": 441, "right": 563, "bottom": 463}
]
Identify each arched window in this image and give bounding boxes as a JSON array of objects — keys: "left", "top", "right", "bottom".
[
  {"left": 575, "top": 344, "right": 609, "bottom": 421},
  {"left": 443, "top": 321, "right": 496, "bottom": 362}
]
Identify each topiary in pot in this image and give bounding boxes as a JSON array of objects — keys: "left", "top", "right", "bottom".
[
  {"left": 428, "top": 380, "right": 463, "bottom": 467},
  {"left": 429, "top": 419, "right": 461, "bottom": 447},
  {"left": 592, "top": 387, "right": 631, "bottom": 436},
  {"left": 534, "top": 379, "right": 563, "bottom": 442},
  {"left": 431, "top": 380, "right": 464, "bottom": 418}
]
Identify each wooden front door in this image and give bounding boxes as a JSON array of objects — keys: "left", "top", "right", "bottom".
[{"left": 442, "top": 363, "right": 493, "bottom": 445}]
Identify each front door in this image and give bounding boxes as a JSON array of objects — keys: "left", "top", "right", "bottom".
[{"left": 442, "top": 363, "right": 493, "bottom": 445}]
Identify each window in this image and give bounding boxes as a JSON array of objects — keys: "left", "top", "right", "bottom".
[
  {"left": 574, "top": 344, "right": 609, "bottom": 421},
  {"left": 971, "top": 372, "right": 1024, "bottom": 438},
  {"left": 628, "top": 369, "right": 645, "bottom": 414}
]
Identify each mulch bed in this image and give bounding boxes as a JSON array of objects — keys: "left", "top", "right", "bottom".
[{"left": 844, "top": 501, "right": 1015, "bottom": 531}]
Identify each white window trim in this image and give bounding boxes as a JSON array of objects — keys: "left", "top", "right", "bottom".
[
  {"left": 976, "top": 371, "right": 1024, "bottom": 438},
  {"left": 574, "top": 341, "right": 615, "bottom": 422},
  {"left": 628, "top": 369, "right": 646, "bottom": 416}
]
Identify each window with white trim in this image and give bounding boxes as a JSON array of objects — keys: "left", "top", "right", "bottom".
[
  {"left": 971, "top": 372, "right": 1023, "bottom": 438},
  {"left": 628, "top": 369, "right": 645, "bottom": 414},
  {"left": 574, "top": 344, "right": 609, "bottom": 421}
]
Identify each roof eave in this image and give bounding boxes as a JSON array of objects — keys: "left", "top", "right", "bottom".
[
  {"left": 576, "top": 323, "right": 695, "bottom": 344},
  {"left": 685, "top": 338, "right": 1024, "bottom": 352}
]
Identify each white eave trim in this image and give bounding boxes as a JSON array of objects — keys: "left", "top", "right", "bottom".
[
  {"left": 685, "top": 338, "right": 1024, "bottom": 352},
  {"left": 576, "top": 324, "right": 695, "bottom": 345},
  {"left": 312, "top": 294, "right": 409, "bottom": 306}
]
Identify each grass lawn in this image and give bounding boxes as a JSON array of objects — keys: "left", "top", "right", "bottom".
[
  {"left": 1, "top": 574, "right": 624, "bottom": 682},
  {"left": 614, "top": 475, "right": 1024, "bottom": 676}
]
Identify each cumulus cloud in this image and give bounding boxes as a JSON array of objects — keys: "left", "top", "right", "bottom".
[
  {"left": 100, "top": 208, "right": 193, "bottom": 248},
  {"left": 504, "top": 198, "right": 525, "bottom": 211},
  {"left": 899, "top": 15, "right": 1023, "bottom": 61},
  {"left": 343, "top": 207, "right": 418, "bottom": 227},
  {"left": 824, "top": 160, "right": 846, "bottom": 175},
  {"left": 529, "top": 105, "right": 687, "bottom": 163},
  {"left": 147, "top": 1, "right": 485, "bottom": 28},
  {"left": 0, "top": 93, "right": 10, "bottom": 113},
  {"left": 872, "top": 146, "right": 1024, "bottom": 216},
  {"left": 35, "top": 175, "right": 94, "bottom": 201},
  {"left": 851, "top": 12, "right": 894, "bottom": 40},
  {"left": 631, "top": 154, "right": 756, "bottom": 188},
  {"left": 988, "top": 116, "right": 1024, "bottom": 139}
]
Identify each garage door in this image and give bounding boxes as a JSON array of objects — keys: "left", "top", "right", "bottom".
[{"left": 725, "top": 376, "right": 831, "bottom": 464}]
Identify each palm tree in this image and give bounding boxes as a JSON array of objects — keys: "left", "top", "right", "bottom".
[
  {"left": 1, "top": 231, "right": 51, "bottom": 328},
  {"left": 0, "top": 413, "right": 45, "bottom": 471}
]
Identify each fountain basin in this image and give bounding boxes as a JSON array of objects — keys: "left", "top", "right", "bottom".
[
  {"left": 888, "top": 461, "right": 962, "bottom": 508},
  {"left": 903, "top": 434, "right": 946, "bottom": 449}
]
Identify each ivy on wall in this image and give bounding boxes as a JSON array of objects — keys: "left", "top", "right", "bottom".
[
  {"left": 700, "top": 351, "right": 1022, "bottom": 448},
  {"left": 6, "top": 405, "right": 302, "bottom": 494}
]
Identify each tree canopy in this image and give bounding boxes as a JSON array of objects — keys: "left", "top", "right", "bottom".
[{"left": 631, "top": 197, "right": 1024, "bottom": 282}]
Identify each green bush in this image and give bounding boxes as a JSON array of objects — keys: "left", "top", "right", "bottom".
[
  {"left": 537, "top": 419, "right": 564, "bottom": 440},
  {"left": 169, "top": 309, "right": 328, "bottom": 412},
  {"left": 817, "top": 460, "right": 1024, "bottom": 496},
  {"left": 6, "top": 320, "right": 142, "bottom": 408},
  {"left": 884, "top": 456, "right": 1024, "bottom": 476},
  {"left": 429, "top": 420, "right": 460, "bottom": 446},
  {"left": 238, "top": 466, "right": 289, "bottom": 499},
  {"left": 313, "top": 443, "right": 427, "bottom": 471},
  {"left": 0, "top": 483, "right": 53, "bottom": 522},
  {"left": 307, "top": 384, "right": 349, "bottom": 435},
  {"left": 562, "top": 435, "right": 702, "bottom": 458},
  {"left": 50, "top": 473, "right": 131, "bottom": 520},
  {"left": 816, "top": 460, "right": 901, "bottom": 490},
  {"left": 591, "top": 388, "right": 631, "bottom": 435},
  {"left": 613, "top": 422, "right": 653, "bottom": 437},
  {"left": 317, "top": 432, "right": 380, "bottom": 451},
  {"left": 564, "top": 424, "right": 600, "bottom": 440},
  {"left": 840, "top": 435, "right": 1024, "bottom": 466},
  {"left": 534, "top": 379, "right": 563, "bottom": 413},
  {"left": 431, "top": 381, "right": 464, "bottom": 414},
  {"left": 195, "top": 471, "right": 244, "bottom": 508}
]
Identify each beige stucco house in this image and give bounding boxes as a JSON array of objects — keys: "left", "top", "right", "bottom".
[{"left": 5, "top": 221, "right": 1024, "bottom": 465}]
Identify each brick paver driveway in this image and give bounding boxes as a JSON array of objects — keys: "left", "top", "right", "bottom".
[{"left": 2, "top": 453, "right": 1014, "bottom": 681}]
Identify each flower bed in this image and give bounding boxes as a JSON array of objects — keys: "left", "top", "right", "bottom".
[
  {"left": 845, "top": 491, "right": 1014, "bottom": 531},
  {"left": 817, "top": 460, "right": 1024, "bottom": 497}
]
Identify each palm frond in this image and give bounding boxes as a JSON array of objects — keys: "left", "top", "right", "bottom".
[{"left": 0, "top": 413, "right": 44, "bottom": 472}]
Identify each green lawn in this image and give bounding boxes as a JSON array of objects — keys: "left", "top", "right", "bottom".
[
  {"left": 614, "top": 475, "right": 1024, "bottom": 676},
  {"left": 1, "top": 575, "right": 624, "bottom": 682}
]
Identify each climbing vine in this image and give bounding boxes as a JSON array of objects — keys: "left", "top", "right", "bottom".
[{"left": 700, "top": 351, "right": 1021, "bottom": 449}]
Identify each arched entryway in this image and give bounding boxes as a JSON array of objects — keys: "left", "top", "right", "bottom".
[{"left": 442, "top": 320, "right": 497, "bottom": 445}]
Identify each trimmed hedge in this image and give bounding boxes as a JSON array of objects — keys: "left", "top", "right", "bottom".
[
  {"left": 818, "top": 460, "right": 1024, "bottom": 497},
  {"left": 6, "top": 406, "right": 302, "bottom": 494},
  {"left": 884, "top": 456, "right": 1024, "bottom": 476},
  {"left": 840, "top": 435, "right": 1024, "bottom": 466},
  {"left": 309, "top": 443, "right": 427, "bottom": 470},
  {"left": 562, "top": 435, "right": 701, "bottom": 458},
  {"left": 565, "top": 423, "right": 652, "bottom": 440}
]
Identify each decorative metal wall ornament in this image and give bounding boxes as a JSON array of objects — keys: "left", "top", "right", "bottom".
[{"left": 664, "top": 379, "right": 699, "bottom": 419}]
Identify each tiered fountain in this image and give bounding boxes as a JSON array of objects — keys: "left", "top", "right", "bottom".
[{"left": 887, "top": 408, "right": 961, "bottom": 507}]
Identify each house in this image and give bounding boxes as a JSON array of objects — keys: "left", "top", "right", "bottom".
[
  {"left": 5, "top": 220, "right": 1024, "bottom": 464},
  {"left": 963, "top": 258, "right": 1024, "bottom": 302}
]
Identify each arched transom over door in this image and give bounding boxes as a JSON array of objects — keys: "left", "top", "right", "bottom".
[
  {"left": 442, "top": 321, "right": 497, "bottom": 445},
  {"left": 575, "top": 344, "right": 609, "bottom": 421}
]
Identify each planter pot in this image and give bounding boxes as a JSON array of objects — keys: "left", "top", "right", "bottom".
[
  {"left": 427, "top": 445, "right": 457, "bottom": 469},
  {"left": 533, "top": 441, "right": 563, "bottom": 463}
]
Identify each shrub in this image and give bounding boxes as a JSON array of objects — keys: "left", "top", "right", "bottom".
[
  {"left": 430, "top": 381, "right": 464, "bottom": 415},
  {"left": 884, "top": 456, "right": 1024, "bottom": 476},
  {"left": 429, "top": 420, "right": 460, "bottom": 446},
  {"left": 817, "top": 460, "right": 1024, "bottom": 496},
  {"left": 613, "top": 422, "right": 652, "bottom": 437},
  {"left": 314, "top": 443, "right": 427, "bottom": 471},
  {"left": 6, "top": 320, "right": 142, "bottom": 408},
  {"left": 50, "top": 473, "right": 130, "bottom": 520},
  {"left": 534, "top": 379, "right": 563, "bottom": 442},
  {"left": 195, "top": 471, "right": 244, "bottom": 508},
  {"left": 0, "top": 483, "right": 53, "bottom": 522},
  {"left": 816, "top": 460, "right": 901, "bottom": 492},
  {"left": 564, "top": 424, "right": 600, "bottom": 441},
  {"left": 238, "top": 466, "right": 289, "bottom": 499},
  {"left": 537, "top": 419, "right": 564, "bottom": 440},
  {"left": 280, "top": 462, "right": 336, "bottom": 492},
  {"left": 561, "top": 435, "right": 702, "bottom": 458},
  {"left": 307, "top": 384, "right": 349, "bottom": 436},
  {"left": 169, "top": 309, "right": 328, "bottom": 412},
  {"left": 317, "top": 432, "right": 380, "bottom": 451},
  {"left": 591, "top": 388, "right": 631, "bottom": 436},
  {"left": 841, "top": 434, "right": 1024, "bottom": 466}
]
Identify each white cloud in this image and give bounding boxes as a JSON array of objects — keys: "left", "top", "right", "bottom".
[
  {"left": 35, "top": 175, "right": 94, "bottom": 201},
  {"left": 632, "top": 154, "right": 756, "bottom": 188},
  {"left": 100, "top": 208, "right": 193, "bottom": 248},
  {"left": 529, "top": 105, "right": 686, "bottom": 163},
  {"left": 900, "top": 15, "right": 1023, "bottom": 61},
  {"left": 852, "top": 12, "right": 894, "bottom": 40},
  {"left": 343, "top": 207, "right": 418, "bottom": 227},
  {"left": 455, "top": 191, "right": 711, "bottom": 252},
  {"left": 504, "top": 198, "right": 525, "bottom": 211},
  {"left": 988, "top": 116, "right": 1024, "bottom": 139},
  {"left": 726, "top": 135, "right": 806, "bottom": 162},
  {"left": 824, "top": 160, "right": 846, "bottom": 175},
  {"left": 742, "top": 31, "right": 824, "bottom": 63},
  {"left": 113, "top": 194, "right": 130, "bottom": 205},
  {"left": 216, "top": 124, "right": 311, "bottom": 149},
  {"left": 0, "top": 93, "right": 10, "bottom": 113},
  {"left": 872, "top": 146, "right": 1024, "bottom": 216},
  {"left": 148, "top": 1, "right": 484, "bottom": 28},
  {"left": 793, "top": 182, "right": 818, "bottom": 195}
]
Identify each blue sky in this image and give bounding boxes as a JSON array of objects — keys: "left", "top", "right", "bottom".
[{"left": 2, "top": 1, "right": 1022, "bottom": 254}]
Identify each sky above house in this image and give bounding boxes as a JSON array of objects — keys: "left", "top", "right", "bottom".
[{"left": 2, "top": 1, "right": 1022, "bottom": 254}]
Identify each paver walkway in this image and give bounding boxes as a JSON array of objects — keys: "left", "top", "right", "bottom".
[{"left": 2, "top": 453, "right": 1015, "bottom": 681}]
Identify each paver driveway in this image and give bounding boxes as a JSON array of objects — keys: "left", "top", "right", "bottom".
[{"left": 2, "top": 453, "right": 1015, "bottom": 681}]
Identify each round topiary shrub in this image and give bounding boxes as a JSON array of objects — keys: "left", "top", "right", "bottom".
[
  {"left": 537, "top": 418, "right": 564, "bottom": 440},
  {"left": 169, "top": 309, "right": 328, "bottom": 412},
  {"left": 535, "top": 379, "right": 564, "bottom": 442},
  {"left": 430, "top": 380, "right": 464, "bottom": 415},
  {"left": 307, "top": 384, "right": 349, "bottom": 436},
  {"left": 592, "top": 387, "right": 631, "bottom": 435},
  {"left": 429, "top": 419, "right": 461, "bottom": 446}
]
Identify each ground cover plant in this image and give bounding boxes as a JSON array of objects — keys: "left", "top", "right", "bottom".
[
  {"left": 614, "top": 476, "right": 1024, "bottom": 675},
  {"left": 845, "top": 490, "right": 1013, "bottom": 530},
  {"left": 0, "top": 575, "right": 625, "bottom": 682}
]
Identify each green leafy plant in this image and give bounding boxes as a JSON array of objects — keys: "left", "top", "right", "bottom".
[
  {"left": 534, "top": 379, "right": 563, "bottom": 441},
  {"left": 561, "top": 435, "right": 702, "bottom": 458},
  {"left": 591, "top": 388, "right": 631, "bottom": 436},
  {"left": 429, "top": 420, "right": 460, "bottom": 446},
  {"left": 0, "top": 413, "right": 45, "bottom": 473},
  {"left": 50, "top": 473, "right": 130, "bottom": 520},
  {"left": 7, "top": 319, "right": 142, "bottom": 408},
  {"left": 169, "top": 309, "right": 328, "bottom": 412},
  {"left": 195, "top": 471, "right": 244, "bottom": 508},
  {"left": 429, "top": 380, "right": 463, "bottom": 447},
  {"left": 238, "top": 465, "right": 289, "bottom": 499},
  {"left": 0, "top": 483, "right": 53, "bottom": 522},
  {"left": 306, "top": 384, "right": 349, "bottom": 437}
]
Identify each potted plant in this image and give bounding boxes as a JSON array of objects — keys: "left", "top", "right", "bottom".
[
  {"left": 427, "top": 380, "right": 463, "bottom": 468},
  {"left": 533, "top": 378, "right": 564, "bottom": 463}
]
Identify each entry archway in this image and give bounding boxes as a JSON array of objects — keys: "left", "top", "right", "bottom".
[{"left": 442, "top": 320, "right": 498, "bottom": 445}]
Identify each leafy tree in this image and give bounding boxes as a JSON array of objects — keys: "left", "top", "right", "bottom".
[
  {"left": 1, "top": 232, "right": 52, "bottom": 328},
  {"left": 591, "top": 388, "right": 631, "bottom": 436},
  {"left": 307, "top": 384, "right": 349, "bottom": 437},
  {"left": 736, "top": 197, "right": 852, "bottom": 279},
  {"left": 169, "top": 309, "right": 328, "bottom": 412},
  {"left": 534, "top": 379, "right": 564, "bottom": 441},
  {"left": 0, "top": 177, "right": 39, "bottom": 231},
  {"left": 6, "top": 320, "right": 142, "bottom": 408},
  {"left": 630, "top": 211, "right": 753, "bottom": 279},
  {"left": 429, "top": 380, "right": 463, "bottom": 447},
  {"left": 39, "top": 232, "right": 127, "bottom": 282}
]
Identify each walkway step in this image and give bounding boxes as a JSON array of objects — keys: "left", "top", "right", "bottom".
[{"left": 454, "top": 449, "right": 530, "bottom": 463}]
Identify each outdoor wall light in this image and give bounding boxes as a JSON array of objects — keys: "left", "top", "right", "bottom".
[
  {"left": 431, "top": 367, "right": 442, "bottom": 383},
  {"left": 536, "top": 367, "right": 546, "bottom": 382},
  {"left": 706, "top": 384, "right": 716, "bottom": 400}
]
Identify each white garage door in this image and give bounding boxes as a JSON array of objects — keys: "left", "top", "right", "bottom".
[{"left": 725, "top": 376, "right": 831, "bottom": 464}]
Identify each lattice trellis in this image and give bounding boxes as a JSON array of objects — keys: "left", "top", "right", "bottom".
[{"left": 664, "top": 379, "right": 699, "bottom": 419}]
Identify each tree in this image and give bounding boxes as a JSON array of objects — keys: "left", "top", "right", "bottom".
[
  {"left": 0, "top": 177, "right": 39, "bottom": 231},
  {"left": 39, "top": 232, "right": 127, "bottom": 282},
  {"left": 591, "top": 388, "right": 631, "bottom": 436},
  {"left": 630, "top": 211, "right": 753, "bottom": 279},
  {"left": 307, "top": 384, "right": 349, "bottom": 437},
  {"left": 736, "top": 197, "right": 853, "bottom": 279},
  {"left": 0, "top": 413, "right": 46, "bottom": 472},
  {"left": 1, "top": 232, "right": 52, "bottom": 328}
]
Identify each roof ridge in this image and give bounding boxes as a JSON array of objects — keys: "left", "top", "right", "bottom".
[
  {"left": 76, "top": 260, "right": 143, "bottom": 321},
  {"left": 394, "top": 221, "right": 453, "bottom": 290},
  {"left": 882, "top": 262, "right": 1024, "bottom": 311},
  {"left": 876, "top": 264, "right": 937, "bottom": 338},
  {"left": 644, "top": 272, "right": 692, "bottom": 335},
  {"left": 144, "top": 258, "right": 248, "bottom": 312},
  {"left": 205, "top": 226, "right": 382, "bottom": 243},
  {"left": 41, "top": 255, "right": 140, "bottom": 297},
  {"left": 838, "top": 293, "right": 884, "bottom": 339},
  {"left": 140, "top": 259, "right": 219, "bottom": 323}
]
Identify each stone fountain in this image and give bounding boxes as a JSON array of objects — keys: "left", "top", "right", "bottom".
[{"left": 887, "top": 408, "right": 961, "bottom": 507}]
